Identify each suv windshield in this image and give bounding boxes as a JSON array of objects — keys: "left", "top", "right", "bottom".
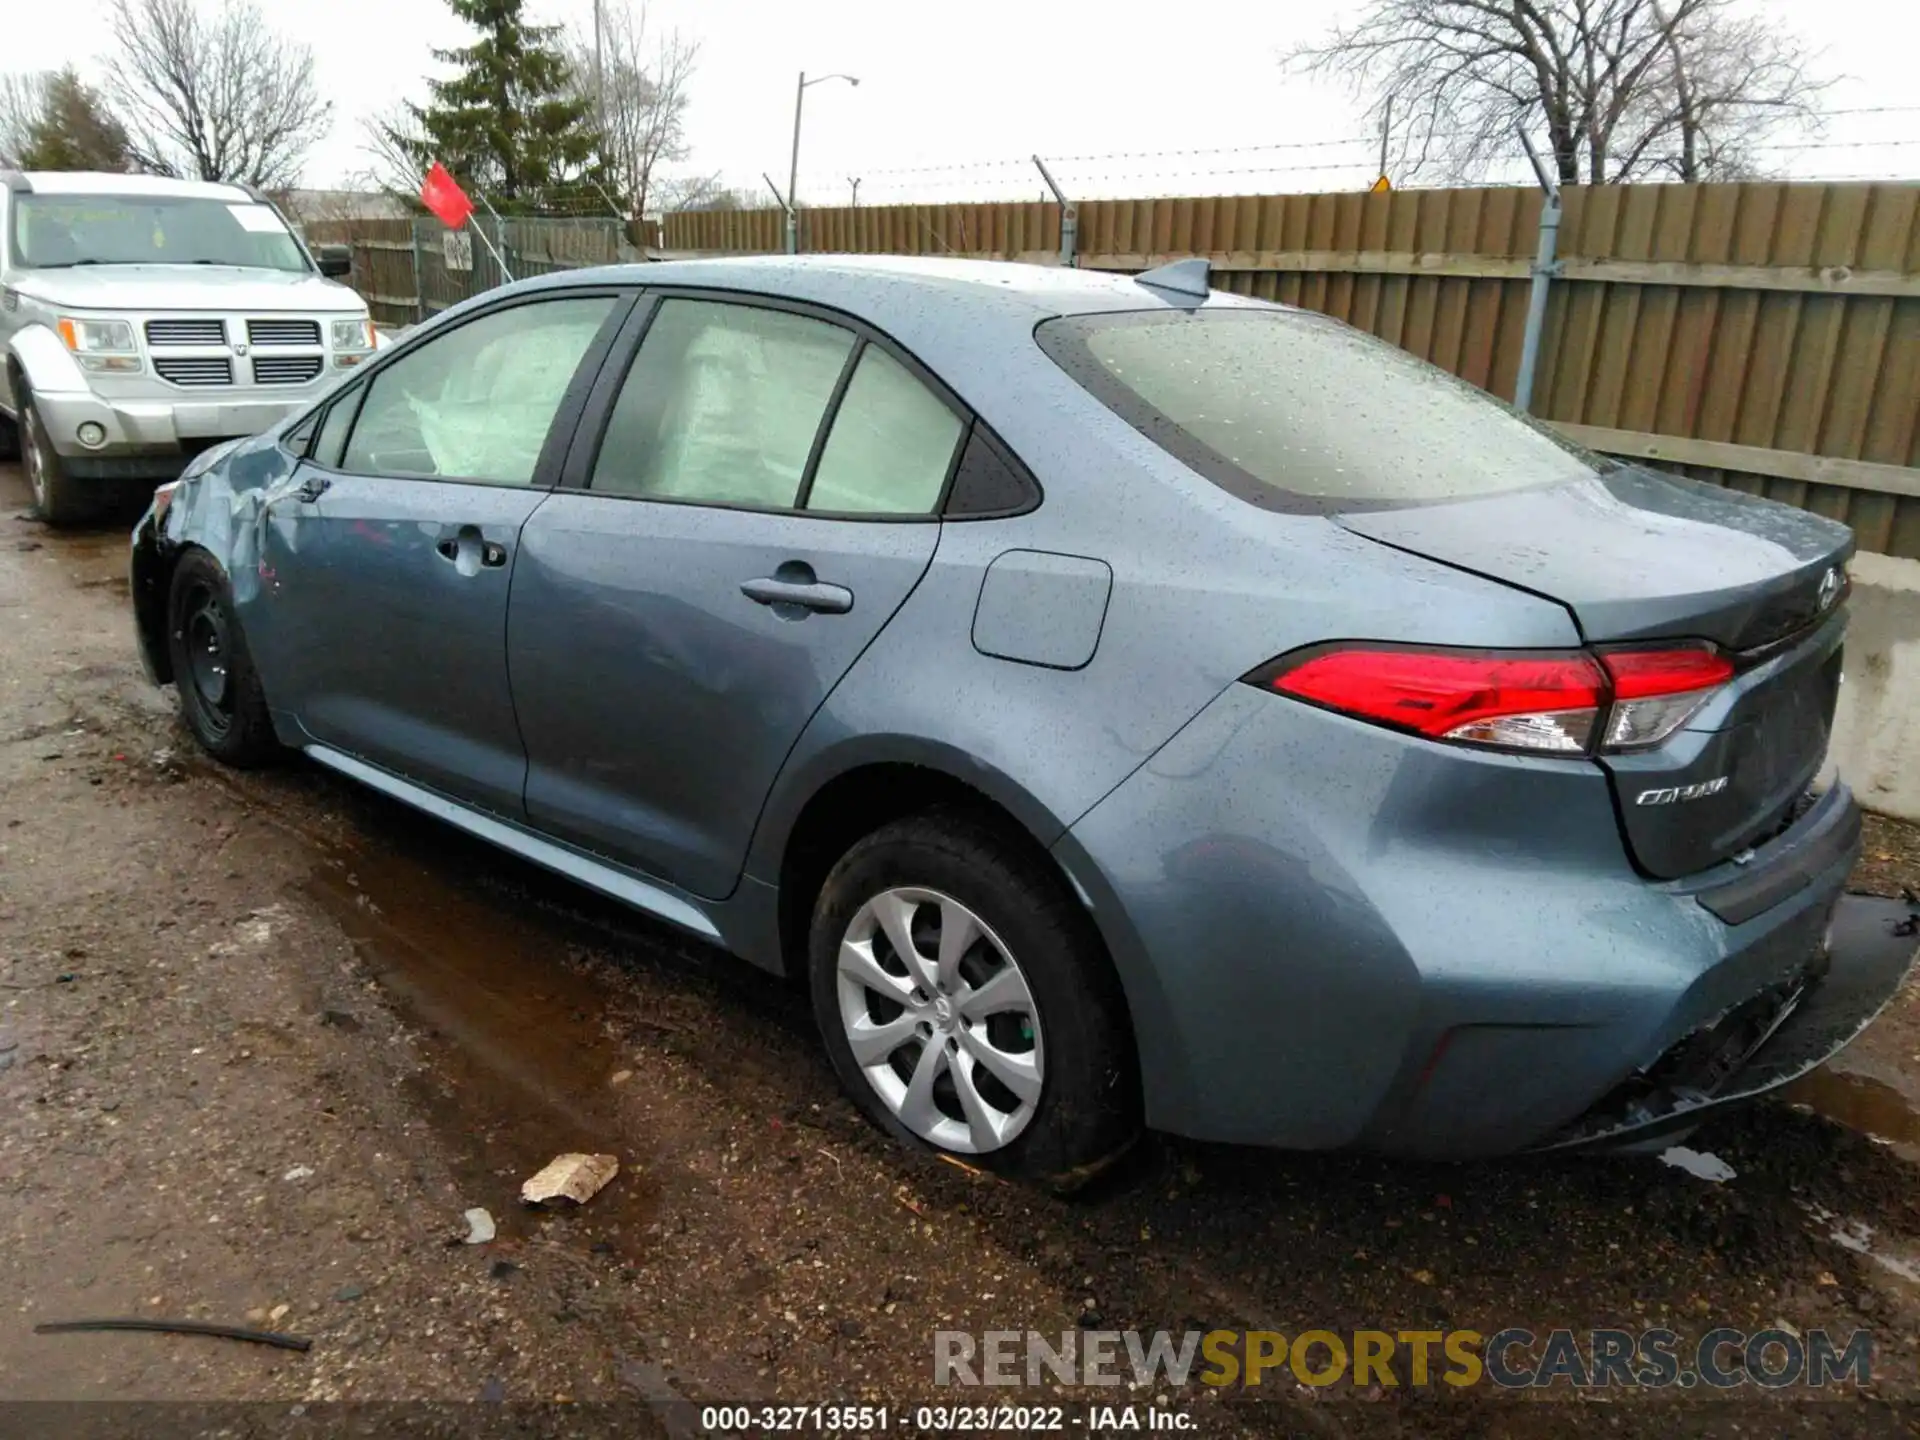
[
  {"left": 1036, "top": 308, "right": 1602, "bottom": 512},
  {"left": 12, "top": 193, "right": 310, "bottom": 273}
]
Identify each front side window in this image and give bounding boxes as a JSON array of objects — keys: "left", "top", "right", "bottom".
[
  {"left": 1038, "top": 309, "right": 1603, "bottom": 512},
  {"left": 341, "top": 296, "right": 615, "bottom": 485},
  {"left": 12, "top": 194, "right": 311, "bottom": 272},
  {"left": 591, "top": 299, "right": 854, "bottom": 508},
  {"left": 805, "top": 345, "right": 964, "bottom": 515}
]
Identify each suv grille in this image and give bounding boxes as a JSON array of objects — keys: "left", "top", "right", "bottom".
[
  {"left": 252, "top": 355, "right": 324, "bottom": 385},
  {"left": 247, "top": 318, "right": 321, "bottom": 347},
  {"left": 146, "top": 319, "right": 226, "bottom": 347},
  {"left": 154, "top": 356, "right": 234, "bottom": 387}
]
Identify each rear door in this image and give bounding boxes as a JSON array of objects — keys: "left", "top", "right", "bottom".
[
  {"left": 254, "top": 290, "right": 628, "bottom": 815},
  {"left": 507, "top": 293, "right": 967, "bottom": 899}
]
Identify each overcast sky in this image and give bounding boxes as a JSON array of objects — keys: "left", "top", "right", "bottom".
[{"left": 10, "top": 0, "right": 1920, "bottom": 203}]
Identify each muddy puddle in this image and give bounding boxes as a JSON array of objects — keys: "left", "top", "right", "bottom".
[
  {"left": 292, "top": 788, "right": 770, "bottom": 1263},
  {"left": 28, "top": 525, "right": 136, "bottom": 597},
  {"left": 1783, "top": 1067, "right": 1920, "bottom": 1159}
]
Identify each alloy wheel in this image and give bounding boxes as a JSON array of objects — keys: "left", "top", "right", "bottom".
[{"left": 834, "top": 887, "right": 1044, "bottom": 1154}]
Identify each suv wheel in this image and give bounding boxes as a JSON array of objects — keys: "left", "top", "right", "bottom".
[
  {"left": 809, "top": 810, "right": 1139, "bottom": 1186},
  {"left": 167, "top": 550, "right": 280, "bottom": 767},
  {"left": 22, "top": 396, "right": 100, "bottom": 527}
]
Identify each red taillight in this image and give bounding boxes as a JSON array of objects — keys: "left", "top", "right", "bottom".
[
  {"left": 1601, "top": 647, "right": 1733, "bottom": 697},
  {"left": 1597, "top": 646, "right": 1733, "bottom": 749},
  {"left": 1251, "top": 642, "right": 1731, "bottom": 755}
]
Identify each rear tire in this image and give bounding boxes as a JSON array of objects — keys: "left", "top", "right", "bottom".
[
  {"left": 809, "top": 809, "right": 1139, "bottom": 1187},
  {"left": 22, "top": 395, "right": 101, "bottom": 527},
  {"left": 167, "top": 550, "right": 280, "bottom": 768}
]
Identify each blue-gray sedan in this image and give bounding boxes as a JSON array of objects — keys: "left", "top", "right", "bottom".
[{"left": 129, "top": 255, "right": 1919, "bottom": 1182}]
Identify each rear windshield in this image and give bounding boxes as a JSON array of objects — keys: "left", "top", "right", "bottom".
[{"left": 1036, "top": 308, "right": 1602, "bottom": 512}]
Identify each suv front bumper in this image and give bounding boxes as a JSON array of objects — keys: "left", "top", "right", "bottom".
[{"left": 36, "top": 389, "right": 308, "bottom": 479}]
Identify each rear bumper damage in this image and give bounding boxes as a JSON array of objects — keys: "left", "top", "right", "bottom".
[{"left": 1535, "top": 893, "right": 1920, "bottom": 1152}]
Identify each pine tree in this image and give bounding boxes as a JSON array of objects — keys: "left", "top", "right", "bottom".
[
  {"left": 19, "top": 69, "right": 133, "bottom": 173},
  {"left": 387, "top": 0, "right": 615, "bottom": 214}
]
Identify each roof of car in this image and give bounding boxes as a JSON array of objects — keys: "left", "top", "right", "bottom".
[
  {"left": 594, "top": 253, "right": 1261, "bottom": 319},
  {"left": 489, "top": 253, "right": 1275, "bottom": 418},
  {"left": 12, "top": 171, "right": 256, "bottom": 202}
]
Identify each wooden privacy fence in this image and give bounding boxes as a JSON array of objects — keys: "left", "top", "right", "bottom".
[{"left": 665, "top": 182, "right": 1920, "bottom": 560}]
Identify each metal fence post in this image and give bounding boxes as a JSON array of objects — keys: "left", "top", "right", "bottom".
[
  {"left": 1513, "top": 127, "right": 1563, "bottom": 415},
  {"left": 1032, "top": 155, "right": 1077, "bottom": 267},
  {"left": 409, "top": 220, "right": 426, "bottom": 323}
]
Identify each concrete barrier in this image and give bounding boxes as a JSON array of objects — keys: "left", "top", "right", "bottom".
[{"left": 1827, "top": 550, "right": 1920, "bottom": 823}]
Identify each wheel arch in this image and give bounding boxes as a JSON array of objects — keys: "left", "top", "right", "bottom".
[
  {"left": 757, "top": 742, "right": 1152, "bottom": 1098},
  {"left": 761, "top": 749, "right": 1063, "bottom": 978}
]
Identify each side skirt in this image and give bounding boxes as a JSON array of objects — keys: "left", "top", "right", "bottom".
[{"left": 303, "top": 744, "right": 723, "bottom": 943}]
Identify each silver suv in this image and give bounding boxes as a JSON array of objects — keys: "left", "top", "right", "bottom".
[{"left": 0, "top": 170, "right": 376, "bottom": 523}]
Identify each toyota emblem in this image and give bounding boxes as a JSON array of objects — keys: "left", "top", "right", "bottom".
[{"left": 1817, "top": 566, "right": 1843, "bottom": 611}]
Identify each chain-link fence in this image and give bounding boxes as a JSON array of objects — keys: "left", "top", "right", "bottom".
[{"left": 305, "top": 216, "right": 654, "bottom": 328}]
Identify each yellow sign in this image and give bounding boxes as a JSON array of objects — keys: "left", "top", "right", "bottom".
[{"left": 1371, "top": 175, "right": 1392, "bottom": 193}]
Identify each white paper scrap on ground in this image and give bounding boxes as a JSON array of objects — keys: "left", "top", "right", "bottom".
[
  {"left": 520, "top": 1152, "right": 620, "bottom": 1206},
  {"left": 1658, "top": 1146, "right": 1737, "bottom": 1183}
]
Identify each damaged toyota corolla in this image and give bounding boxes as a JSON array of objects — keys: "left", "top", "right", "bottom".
[{"left": 128, "top": 255, "right": 1919, "bottom": 1183}]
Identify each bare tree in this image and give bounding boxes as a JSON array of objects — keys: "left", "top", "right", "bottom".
[
  {"left": 566, "top": 3, "right": 698, "bottom": 217},
  {"left": 652, "top": 172, "right": 741, "bottom": 212},
  {"left": 106, "top": 0, "right": 333, "bottom": 189},
  {"left": 0, "top": 72, "right": 51, "bottom": 168},
  {"left": 1289, "top": 0, "right": 1828, "bottom": 185}
]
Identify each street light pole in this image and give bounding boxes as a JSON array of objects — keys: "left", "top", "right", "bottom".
[
  {"left": 786, "top": 71, "right": 806, "bottom": 255},
  {"left": 785, "top": 70, "right": 858, "bottom": 256}
]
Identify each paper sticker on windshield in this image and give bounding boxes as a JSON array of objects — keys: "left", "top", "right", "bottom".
[{"left": 227, "top": 204, "right": 287, "bottom": 234}]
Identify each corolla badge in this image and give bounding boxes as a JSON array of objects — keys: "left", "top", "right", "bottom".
[
  {"left": 1817, "top": 566, "right": 1843, "bottom": 611},
  {"left": 1636, "top": 777, "right": 1729, "bottom": 805}
]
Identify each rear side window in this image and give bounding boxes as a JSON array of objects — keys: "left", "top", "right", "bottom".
[
  {"left": 592, "top": 299, "right": 853, "bottom": 508},
  {"left": 806, "top": 345, "right": 964, "bottom": 515},
  {"left": 1037, "top": 309, "right": 1601, "bottom": 512}
]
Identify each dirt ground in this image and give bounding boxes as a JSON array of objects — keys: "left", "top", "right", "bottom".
[{"left": 3, "top": 461, "right": 1920, "bottom": 1439}]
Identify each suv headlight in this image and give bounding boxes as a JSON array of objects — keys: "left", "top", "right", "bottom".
[
  {"left": 331, "top": 317, "right": 376, "bottom": 366},
  {"left": 57, "top": 316, "right": 142, "bottom": 373}
]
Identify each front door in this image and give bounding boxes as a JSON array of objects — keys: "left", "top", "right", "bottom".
[
  {"left": 252, "top": 291, "right": 625, "bottom": 816},
  {"left": 508, "top": 296, "right": 970, "bottom": 898}
]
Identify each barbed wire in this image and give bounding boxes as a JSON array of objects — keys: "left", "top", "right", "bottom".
[{"left": 848, "top": 109, "right": 1920, "bottom": 183}]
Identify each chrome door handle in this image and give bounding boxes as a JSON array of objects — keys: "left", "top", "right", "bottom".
[{"left": 740, "top": 577, "right": 854, "bottom": 615}]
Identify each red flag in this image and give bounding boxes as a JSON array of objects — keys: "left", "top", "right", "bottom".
[{"left": 420, "top": 162, "right": 473, "bottom": 230}]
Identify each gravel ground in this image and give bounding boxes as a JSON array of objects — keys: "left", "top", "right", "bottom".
[{"left": 2, "top": 462, "right": 1919, "bottom": 1439}]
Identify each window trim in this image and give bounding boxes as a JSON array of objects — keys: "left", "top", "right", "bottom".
[
  {"left": 290, "top": 286, "right": 638, "bottom": 489},
  {"left": 560, "top": 286, "right": 986, "bottom": 523},
  {"left": 311, "top": 380, "right": 370, "bottom": 470},
  {"left": 280, "top": 409, "right": 321, "bottom": 460}
]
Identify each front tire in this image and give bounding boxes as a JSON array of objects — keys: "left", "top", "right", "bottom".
[
  {"left": 809, "top": 809, "right": 1139, "bottom": 1186},
  {"left": 22, "top": 396, "right": 101, "bottom": 527},
  {"left": 167, "top": 550, "right": 280, "bottom": 768}
]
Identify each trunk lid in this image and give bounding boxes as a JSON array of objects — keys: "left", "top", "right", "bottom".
[{"left": 1336, "top": 468, "right": 1853, "bottom": 879}]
